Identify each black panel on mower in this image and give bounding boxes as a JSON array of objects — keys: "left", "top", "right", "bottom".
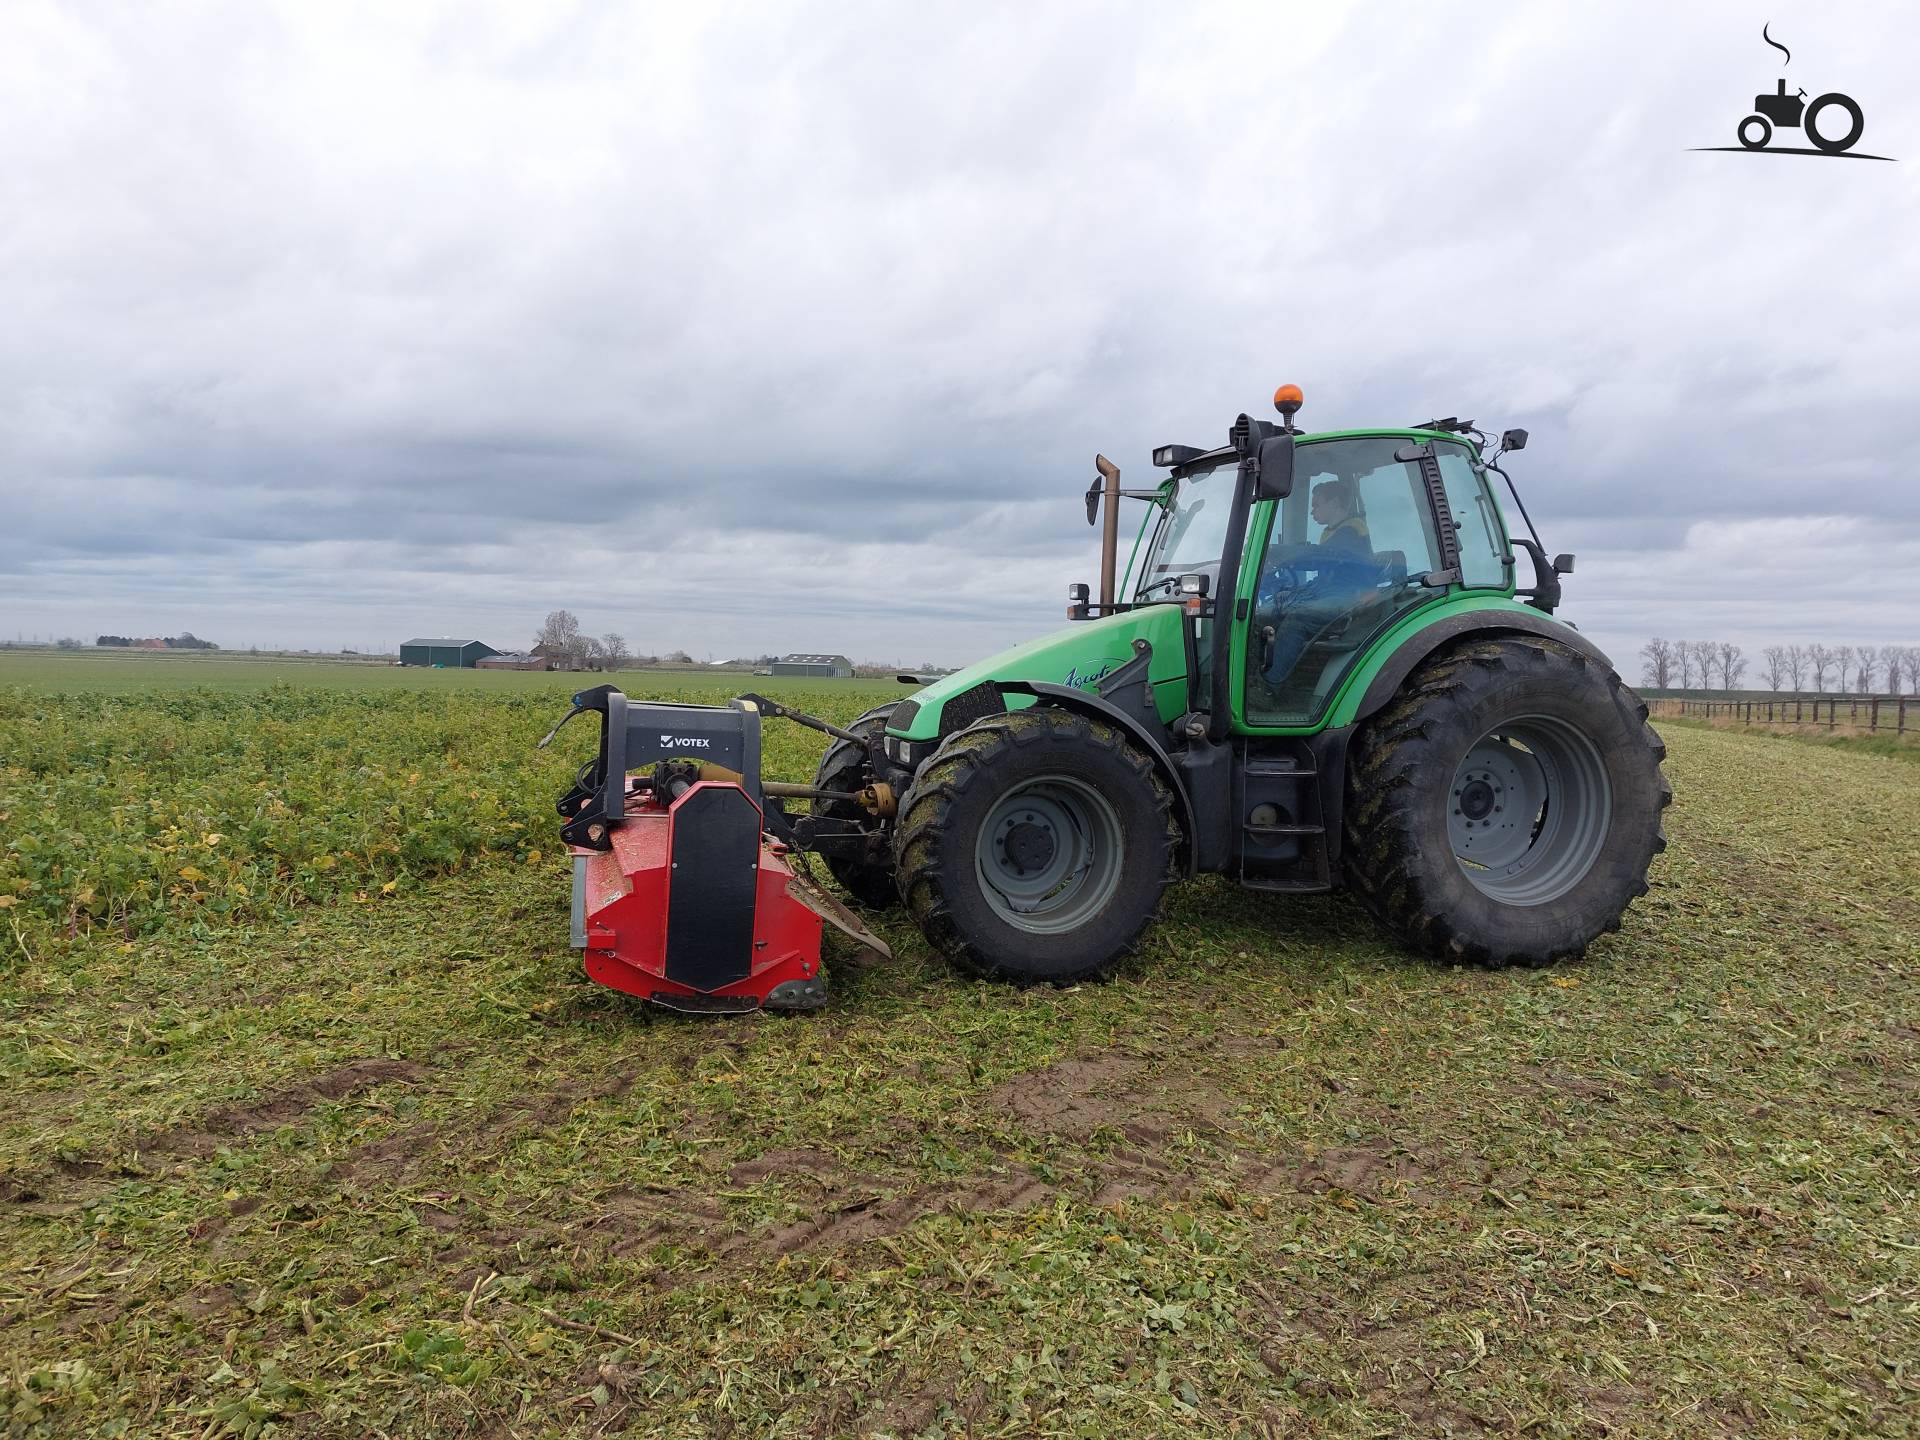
[
  {"left": 663, "top": 783, "right": 760, "bottom": 991},
  {"left": 553, "top": 686, "right": 764, "bottom": 850}
]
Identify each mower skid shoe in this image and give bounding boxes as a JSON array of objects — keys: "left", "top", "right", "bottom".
[
  {"left": 762, "top": 976, "right": 830, "bottom": 1011},
  {"left": 642, "top": 976, "right": 826, "bottom": 1015},
  {"left": 647, "top": 991, "right": 764, "bottom": 1016}
]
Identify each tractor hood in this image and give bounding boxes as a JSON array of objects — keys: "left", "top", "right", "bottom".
[{"left": 886, "top": 605, "right": 1191, "bottom": 743}]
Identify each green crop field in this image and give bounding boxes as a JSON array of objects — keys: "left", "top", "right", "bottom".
[{"left": 2, "top": 657, "right": 1915, "bottom": 1437}]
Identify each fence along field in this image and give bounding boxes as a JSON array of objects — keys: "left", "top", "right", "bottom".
[
  {"left": 2, "top": 655, "right": 1916, "bottom": 1437},
  {"left": 1652, "top": 693, "right": 1919, "bottom": 738}
]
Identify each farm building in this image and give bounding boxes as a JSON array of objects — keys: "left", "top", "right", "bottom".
[
  {"left": 530, "top": 642, "right": 585, "bottom": 671},
  {"left": 399, "top": 638, "right": 498, "bottom": 668},
  {"left": 770, "top": 652, "right": 853, "bottom": 678},
  {"left": 475, "top": 653, "right": 548, "bottom": 672}
]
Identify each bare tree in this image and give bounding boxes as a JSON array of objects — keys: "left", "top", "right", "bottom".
[
  {"left": 1832, "top": 646, "right": 1855, "bottom": 695},
  {"left": 1854, "top": 648, "right": 1878, "bottom": 694},
  {"left": 1640, "top": 637, "right": 1675, "bottom": 689},
  {"left": 600, "top": 633, "right": 630, "bottom": 671},
  {"left": 537, "top": 609, "right": 582, "bottom": 655},
  {"left": 1690, "top": 639, "right": 1718, "bottom": 692},
  {"left": 1717, "top": 641, "right": 1747, "bottom": 691},
  {"left": 1808, "top": 644, "right": 1833, "bottom": 693},
  {"left": 1902, "top": 647, "right": 1920, "bottom": 697},
  {"left": 1785, "top": 644, "right": 1808, "bottom": 692},
  {"left": 1881, "top": 645, "right": 1907, "bottom": 696},
  {"left": 1676, "top": 641, "right": 1696, "bottom": 690},
  {"left": 1761, "top": 646, "right": 1787, "bottom": 691}
]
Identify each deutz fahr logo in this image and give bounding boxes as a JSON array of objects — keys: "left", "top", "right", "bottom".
[
  {"left": 1691, "top": 24, "right": 1893, "bottom": 161},
  {"left": 1063, "top": 660, "right": 1118, "bottom": 690},
  {"left": 660, "top": 733, "right": 712, "bottom": 749}
]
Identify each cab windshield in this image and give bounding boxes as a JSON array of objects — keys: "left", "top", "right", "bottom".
[{"left": 1133, "top": 461, "right": 1236, "bottom": 600}]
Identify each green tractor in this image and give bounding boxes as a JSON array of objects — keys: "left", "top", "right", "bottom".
[{"left": 814, "top": 385, "right": 1671, "bottom": 983}]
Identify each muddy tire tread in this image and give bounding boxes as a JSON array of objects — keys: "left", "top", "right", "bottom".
[
  {"left": 894, "top": 707, "right": 1179, "bottom": 984},
  {"left": 1343, "top": 635, "right": 1670, "bottom": 968}
]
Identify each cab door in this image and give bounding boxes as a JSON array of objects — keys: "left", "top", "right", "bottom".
[{"left": 1236, "top": 436, "right": 1452, "bottom": 728}]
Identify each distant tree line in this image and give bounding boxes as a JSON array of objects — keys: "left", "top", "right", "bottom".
[
  {"left": 1641, "top": 638, "right": 1920, "bottom": 695},
  {"left": 94, "top": 632, "right": 219, "bottom": 650},
  {"left": 529, "top": 613, "right": 943, "bottom": 676}
]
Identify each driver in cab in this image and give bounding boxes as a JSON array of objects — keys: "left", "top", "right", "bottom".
[
  {"left": 1258, "top": 477, "right": 1377, "bottom": 688},
  {"left": 1309, "top": 476, "right": 1369, "bottom": 558}
]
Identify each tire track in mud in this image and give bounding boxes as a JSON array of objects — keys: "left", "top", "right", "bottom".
[
  {"left": 0, "top": 1057, "right": 427, "bottom": 1206},
  {"left": 323, "top": 1064, "right": 645, "bottom": 1188},
  {"left": 982, "top": 1050, "right": 1470, "bottom": 1208},
  {"left": 89, "top": 1042, "right": 1492, "bottom": 1313},
  {"left": 524, "top": 1048, "right": 1486, "bottom": 1294}
]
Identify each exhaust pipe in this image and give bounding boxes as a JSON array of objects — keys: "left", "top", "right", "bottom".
[{"left": 1095, "top": 453, "right": 1121, "bottom": 611}]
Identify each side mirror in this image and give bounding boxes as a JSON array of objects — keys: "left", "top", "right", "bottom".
[
  {"left": 1552, "top": 552, "right": 1575, "bottom": 574},
  {"left": 1252, "top": 434, "right": 1294, "bottom": 501},
  {"left": 1083, "top": 479, "right": 1100, "bottom": 526},
  {"left": 1511, "top": 540, "right": 1564, "bottom": 613},
  {"left": 1501, "top": 428, "right": 1529, "bottom": 452}
]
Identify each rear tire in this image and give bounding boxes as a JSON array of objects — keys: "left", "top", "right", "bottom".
[
  {"left": 1343, "top": 635, "right": 1670, "bottom": 967},
  {"left": 894, "top": 708, "right": 1178, "bottom": 984},
  {"left": 812, "top": 704, "right": 901, "bottom": 910}
]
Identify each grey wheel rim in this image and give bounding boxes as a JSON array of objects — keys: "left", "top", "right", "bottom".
[
  {"left": 1449, "top": 716, "right": 1611, "bottom": 905},
  {"left": 974, "top": 776, "right": 1124, "bottom": 934}
]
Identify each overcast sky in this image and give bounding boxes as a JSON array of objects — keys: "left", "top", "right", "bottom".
[{"left": 2, "top": 1, "right": 1916, "bottom": 670}]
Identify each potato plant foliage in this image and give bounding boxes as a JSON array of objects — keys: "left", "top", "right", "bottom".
[{"left": 0, "top": 675, "right": 863, "bottom": 951}]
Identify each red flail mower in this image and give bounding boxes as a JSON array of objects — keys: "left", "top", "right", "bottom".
[{"left": 543, "top": 687, "right": 889, "bottom": 1012}]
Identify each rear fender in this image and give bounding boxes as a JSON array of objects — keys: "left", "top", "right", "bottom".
[{"left": 1351, "top": 609, "right": 1611, "bottom": 725}]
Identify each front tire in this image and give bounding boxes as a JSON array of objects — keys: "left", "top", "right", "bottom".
[
  {"left": 1343, "top": 635, "right": 1670, "bottom": 968},
  {"left": 894, "top": 708, "right": 1178, "bottom": 984},
  {"left": 812, "top": 704, "right": 901, "bottom": 910}
]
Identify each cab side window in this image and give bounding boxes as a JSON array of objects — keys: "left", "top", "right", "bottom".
[
  {"left": 1435, "top": 447, "right": 1509, "bottom": 590},
  {"left": 1244, "top": 438, "right": 1445, "bottom": 726}
]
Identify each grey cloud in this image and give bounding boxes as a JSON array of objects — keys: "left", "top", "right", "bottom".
[{"left": 3, "top": 1, "right": 1918, "bottom": 665}]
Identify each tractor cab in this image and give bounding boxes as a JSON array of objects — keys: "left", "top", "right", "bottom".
[{"left": 1124, "top": 392, "right": 1524, "bottom": 733}]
